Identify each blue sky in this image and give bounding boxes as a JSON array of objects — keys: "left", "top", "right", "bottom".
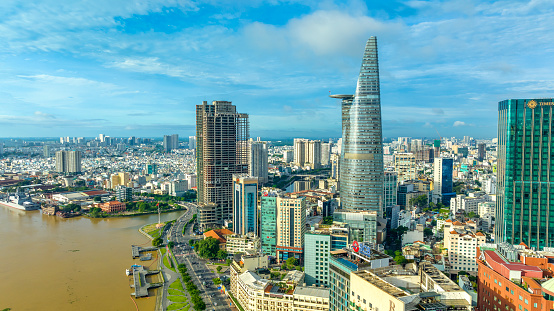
[{"left": 1, "top": 0, "right": 553, "bottom": 139}]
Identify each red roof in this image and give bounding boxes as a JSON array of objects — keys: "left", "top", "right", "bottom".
[
  {"left": 452, "top": 221, "right": 462, "bottom": 225},
  {"left": 445, "top": 219, "right": 452, "bottom": 222},
  {"left": 483, "top": 250, "right": 543, "bottom": 280},
  {"left": 204, "top": 228, "right": 234, "bottom": 244},
  {"left": 475, "top": 232, "right": 485, "bottom": 236}
]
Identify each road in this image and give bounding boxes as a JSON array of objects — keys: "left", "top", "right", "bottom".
[{"left": 166, "top": 202, "right": 232, "bottom": 311}]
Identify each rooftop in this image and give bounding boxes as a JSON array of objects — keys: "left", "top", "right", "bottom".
[{"left": 293, "top": 286, "right": 329, "bottom": 299}]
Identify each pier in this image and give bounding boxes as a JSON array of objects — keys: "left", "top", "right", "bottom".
[
  {"left": 129, "top": 265, "right": 162, "bottom": 298},
  {"left": 131, "top": 245, "right": 157, "bottom": 258}
]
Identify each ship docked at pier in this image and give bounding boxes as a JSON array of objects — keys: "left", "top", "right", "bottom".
[{"left": 0, "top": 189, "right": 40, "bottom": 211}]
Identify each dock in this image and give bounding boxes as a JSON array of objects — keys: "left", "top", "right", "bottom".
[
  {"left": 131, "top": 245, "right": 158, "bottom": 258},
  {"left": 129, "top": 265, "right": 162, "bottom": 298}
]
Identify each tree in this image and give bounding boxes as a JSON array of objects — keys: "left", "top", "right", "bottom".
[
  {"left": 216, "top": 266, "right": 222, "bottom": 273},
  {"left": 152, "top": 237, "right": 163, "bottom": 247},
  {"left": 394, "top": 254, "right": 407, "bottom": 265},
  {"left": 467, "top": 211, "right": 479, "bottom": 219},
  {"left": 216, "top": 249, "right": 227, "bottom": 260},
  {"left": 322, "top": 216, "right": 333, "bottom": 225},
  {"left": 93, "top": 196, "right": 101, "bottom": 202},
  {"left": 196, "top": 237, "right": 220, "bottom": 259},
  {"left": 168, "top": 241, "right": 175, "bottom": 249},
  {"left": 409, "top": 195, "right": 428, "bottom": 209},
  {"left": 424, "top": 228, "right": 433, "bottom": 237}
]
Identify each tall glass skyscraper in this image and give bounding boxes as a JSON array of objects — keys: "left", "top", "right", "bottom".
[
  {"left": 496, "top": 98, "right": 554, "bottom": 249},
  {"left": 331, "top": 37, "right": 384, "bottom": 214}
]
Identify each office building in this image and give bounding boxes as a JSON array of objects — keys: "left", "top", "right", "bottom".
[
  {"left": 329, "top": 247, "right": 391, "bottom": 311},
  {"left": 330, "top": 154, "right": 340, "bottom": 180},
  {"left": 414, "top": 147, "right": 435, "bottom": 163},
  {"left": 350, "top": 263, "right": 471, "bottom": 311},
  {"left": 384, "top": 171, "right": 398, "bottom": 208},
  {"left": 188, "top": 135, "right": 196, "bottom": 150},
  {"left": 450, "top": 193, "right": 492, "bottom": 214},
  {"left": 260, "top": 195, "right": 278, "bottom": 256},
  {"left": 477, "top": 243, "right": 554, "bottom": 311},
  {"left": 196, "top": 100, "right": 249, "bottom": 229},
  {"left": 229, "top": 264, "right": 329, "bottom": 311},
  {"left": 495, "top": 99, "right": 554, "bottom": 248},
  {"left": 276, "top": 195, "right": 306, "bottom": 263},
  {"left": 115, "top": 185, "right": 133, "bottom": 202},
  {"left": 232, "top": 174, "right": 258, "bottom": 236},
  {"left": 248, "top": 140, "right": 268, "bottom": 184},
  {"left": 169, "top": 180, "right": 188, "bottom": 197},
  {"left": 118, "top": 172, "right": 130, "bottom": 187},
  {"left": 283, "top": 150, "right": 294, "bottom": 163},
  {"left": 477, "top": 143, "right": 486, "bottom": 161},
  {"left": 225, "top": 233, "right": 260, "bottom": 254},
  {"left": 145, "top": 162, "right": 157, "bottom": 175},
  {"left": 333, "top": 209, "right": 378, "bottom": 245},
  {"left": 55, "top": 150, "right": 82, "bottom": 174},
  {"left": 434, "top": 157, "right": 455, "bottom": 206},
  {"left": 395, "top": 153, "right": 416, "bottom": 183},
  {"left": 443, "top": 219, "right": 485, "bottom": 272},
  {"left": 331, "top": 37, "right": 384, "bottom": 213},
  {"left": 304, "top": 226, "right": 349, "bottom": 287}
]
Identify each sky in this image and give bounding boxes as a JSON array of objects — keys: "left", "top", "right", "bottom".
[{"left": 1, "top": 0, "right": 554, "bottom": 140}]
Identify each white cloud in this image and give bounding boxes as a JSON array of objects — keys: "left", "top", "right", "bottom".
[{"left": 453, "top": 121, "right": 467, "bottom": 127}]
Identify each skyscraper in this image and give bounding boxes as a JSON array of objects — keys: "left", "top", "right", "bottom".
[
  {"left": 331, "top": 37, "right": 384, "bottom": 214},
  {"left": 477, "top": 143, "right": 486, "bottom": 161},
  {"left": 43, "top": 145, "right": 50, "bottom": 158},
  {"left": 293, "top": 138, "right": 322, "bottom": 169},
  {"left": 248, "top": 140, "right": 268, "bottom": 184},
  {"left": 433, "top": 157, "right": 455, "bottom": 206},
  {"left": 496, "top": 98, "right": 554, "bottom": 248},
  {"left": 260, "top": 195, "right": 278, "bottom": 256},
  {"left": 196, "top": 101, "right": 249, "bottom": 229},
  {"left": 232, "top": 174, "right": 258, "bottom": 235},
  {"left": 188, "top": 136, "right": 196, "bottom": 150}
]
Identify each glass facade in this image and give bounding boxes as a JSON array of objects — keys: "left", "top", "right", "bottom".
[
  {"left": 337, "top": 37, "right": 384, "bottom": 214},
  {"left": 333, "top": 209, "right": 377, "bottom": 244},
  {"left": 384, "top": 171, "right": 398, "bottom": 208},
  {"left": 260, "top": 196, "right": 277, "bottom": 256},
  {"left": 304, "top": 233, "right": 331, "bottom": 286},
  {"left": 496, "top": 99, "right": 554, "bottom": 249},
  {"left": 232, "top": 175, "right": 258, "bottom": 235}
]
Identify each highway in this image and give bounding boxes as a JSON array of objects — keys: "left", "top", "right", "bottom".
[{"left": 166, "top": 202, "right": 232, "bottom": 311}]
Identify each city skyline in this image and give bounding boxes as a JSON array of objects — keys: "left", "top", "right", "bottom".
[{"left": 1, "top": 1, "right": 553, "bottom": 138}]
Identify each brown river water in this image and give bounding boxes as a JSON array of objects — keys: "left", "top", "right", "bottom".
[{"left": 0, "top": 206, "right": 184, "bottom": 311}]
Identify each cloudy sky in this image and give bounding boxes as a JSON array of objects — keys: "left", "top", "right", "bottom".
[{"left": 1, "top": 0, "right": 553, "bottom": 139}]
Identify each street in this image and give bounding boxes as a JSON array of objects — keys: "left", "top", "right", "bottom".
[{"left": 164, "top": 202, "right": 233, "bottom": 311}]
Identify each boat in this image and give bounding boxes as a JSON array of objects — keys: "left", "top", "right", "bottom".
[{"left": 0, "top": 188, "right": 41, "bottom": 211}]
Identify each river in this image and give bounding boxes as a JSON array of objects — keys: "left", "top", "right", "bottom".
[{"left": 0, "top": 206, "right": 184, "bottom": 311}]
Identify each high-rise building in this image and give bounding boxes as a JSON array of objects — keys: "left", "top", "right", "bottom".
[
  {"left": 496, "top": 98, "right": 554, "bottom": 248},
  {"left": 43, "top": 145, "right": 50, "bottom": 158},
  {"left": 260, "top": 195, "right": 278, "bottom": 256},
  {"left": 331, "top": 153, "right": 340, "bottom": 180},
  {"left": 433, "top": 157, "right": 455, "bottom": 206},
  {"left": 384, "top": 171, "right": 398, "bottom": 209},
  {"left": 163, "top": 134, "right": 179, "bottom": 152},
  {"left": 320, "top": 142, "right": 331, "bottom": 166},
  {"left": 55, "top": 150, "right": 82, "bottom": 174},
  {"left": 394, "top": 153, "right": 416, "bottom": 183},
  {"left": 304, "top": 232, "right": 331, "bottom": 286},
  {"left": 477, "top": 142, "right": 486, "bottom": 161},
  {"left": 333, "top": 209, "right": 378, "bottom": 245},
  {"left": 248, "top": 140, "right": 268, "bottom": 184},
  {"left": 330, "top": 37, "right": 384, "bottom": 214},
  {"left": 118, "top": 172, "right": 130, "bottom": 187},
  {"left": 145, "top": 162, "right": 157, "bottom": 175},
  {"left": 232, "top": 174, "right": 258, "bottom": 236},
  {"left": 188, "top": 135, "right": 196, "bottom": 150},
  {"left": 196, "top": 100, "right": 249, "bottom": 229},
  {"left": 276, "top": 195, "right": 306, "bottom": 263},
  {"left": 293, "top": 138, "right": 322, "bottom": 169}
]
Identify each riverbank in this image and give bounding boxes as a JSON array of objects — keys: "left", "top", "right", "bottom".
[{"left": 85, "top": 207, "right": 185, "bottom": 219}]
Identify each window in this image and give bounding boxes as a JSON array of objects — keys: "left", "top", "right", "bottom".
[
  {"left": 519, "top": 296, "right": 523, "bottom": 301},
  {"left": 525, "top": 300, "right": 528, "bottom": 305}
]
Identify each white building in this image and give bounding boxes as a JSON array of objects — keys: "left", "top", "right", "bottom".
[
  {"left": 226, "top": 233, "right": 261, "bottom": 254},
  {"left": 169, "top": 180, "right": 188, "bottom": 197},
  {"left": 394, "top": 153, "right": 416, "bottom": 183},
  {"left": 443, "top": 220, "right": 485, "bottom": 272},
  {"left": 450, "top": 193, "right": 492, "bottom": 214}
]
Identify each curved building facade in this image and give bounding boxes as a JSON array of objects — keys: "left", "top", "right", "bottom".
[{"left": 335, "top": 37, "right": 384, "bottom": 214}]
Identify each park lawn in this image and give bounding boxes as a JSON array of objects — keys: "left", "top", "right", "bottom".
[
  {"left": 142, "top": 223, "right": 166, "bottom": 239},
  {"left": 170, "top": 279, "right": 184, "bottom": 291},
  {"left": 169, "top": 289, "right": 185, "bottom": 296},
  {"left": 167, "top": 302, "right": 188, "bottom": 310},
  {"left": 183, "top": 306, "right": 190, "bottom": 311},
  {"left": 168, "top": 296, "right": 189, "bottom": 303},
  {"left": 160, "top": 247, "right": 167, "bottom": 256},
  {"left": 164, "top": 255, "right": 175, "bottom": 272}
]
